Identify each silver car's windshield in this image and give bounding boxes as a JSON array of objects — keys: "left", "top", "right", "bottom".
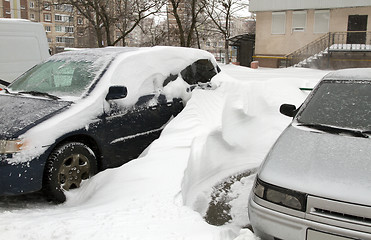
[
  {"left": 8, "top": 60, "right": 100, "bottom": 98},
  {"left": 298, "top": 80, "right": 371, "bottom": 131}
]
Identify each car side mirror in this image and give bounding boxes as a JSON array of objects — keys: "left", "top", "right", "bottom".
[
  {"left": 280, "top": 104, "right": 297, "bottom": 117},
  {"left": 105, "top": 86, "right": 127, "bottom": 101}
]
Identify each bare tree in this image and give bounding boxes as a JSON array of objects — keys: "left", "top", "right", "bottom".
[
  {"left": 64, "top": 0, "right": 164, "bottom": 47},
  {"left": 167, "top": 0, "right": 206, "bottom": 47},
  {"left": 113, "top": 0, "right": 165, "bottom": 46},
  {"left": 64, "top": 0, "right": 109, "bottom": 47},
  {"left": 137, "top": 18, "right": 168, "bottom": 46},
  {"left": 203, "top": 0, "right": 248, "bottom": 64}
]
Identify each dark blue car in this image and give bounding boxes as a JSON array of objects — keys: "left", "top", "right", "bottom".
[{"left": 0, "top": 47, "right": 219, "bottom": 202}]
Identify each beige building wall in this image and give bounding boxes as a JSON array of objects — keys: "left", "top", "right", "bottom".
[
  {"left": 255, "top": 10, "right": 324, "bottom": 56},
  {"left": 330, "top": 6, "right": 371, "bottom": 32},
  {"left": 255, "top": 6, "right": 371, "bottom": 57}
]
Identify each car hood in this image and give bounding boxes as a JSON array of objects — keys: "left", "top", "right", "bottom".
[
  {"left": 0, "top": 94, "right": 71, "bottom": 138},
  {"left": 259, "top": 125, "right": 371, "bottom": 206}
]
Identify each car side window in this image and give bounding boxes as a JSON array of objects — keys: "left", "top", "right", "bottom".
[{"left": 180, "top": 59, "right": 218, "bottom": 85}]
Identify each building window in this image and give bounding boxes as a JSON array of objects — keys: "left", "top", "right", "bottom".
[
  {"left": 56, "top": 36, "right": 74, "bottom": 43},
  {"left": 45, "top": 26, "right": 51, "bottom": 32},
  {"left": 292, "top": 11, "right": 307, "bottom": 32},
  {"left": 65, "top": 26, "right": 74, "bottom": 33},
  {"left": 272, "top": 12, "right": 286, "bottom": 34},
  {"left": 44, "top": 2, "right": 51, "bottom": 10},
  {"left": 77, "top": 17, "right": 83, "bottom": 25},
  {"left": 44, "top": 13, "right": 51, "bottom": 22},
  {"left": 29, "top": 1, "right": 34, "bottom": 8},
  {"left": 55, "top": 14, "right": 62, "bottom": 21},
  {"left": 47, "top": 38, "right": 52, "bottom": 43},
  {"left": 55, "top": 4, "right": 62, "bottom": 11},
  {"left": 55, "top": 25, "right": 62, "bottom": 32},
  {"left": 30, "top": 13, "right": 35, "bottom": 20},
  {"left": 64, "top": 4, "right": 73, "bottom": 12},
  {"left": 314, "top": 10, "right": 330, "bottom": 33}
]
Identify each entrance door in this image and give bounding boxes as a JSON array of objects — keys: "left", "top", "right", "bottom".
[{"left": 347, "top": 15, "right": 368, "bottom": 44}]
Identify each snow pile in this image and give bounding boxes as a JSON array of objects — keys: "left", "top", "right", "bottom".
[
  {"left": 0, "top": 66, "right": 330, "bottom": 240},
  {"left": 181, "top": 66, "right": 321, "bottom": 227},
  {"left": 329, "top": 43, "right": 371, "bottom": 51}
]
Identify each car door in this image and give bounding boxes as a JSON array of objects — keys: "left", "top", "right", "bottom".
[
  {"left": 99, "top": 57, "right": 218, "bottom": 169},
  {"left": 102, "top": 90, "right": 183, "bottom": 169}
]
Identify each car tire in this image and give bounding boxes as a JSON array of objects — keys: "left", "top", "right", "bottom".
[{"left": 43, "top": 142, "right": 98, "bottom": 203}]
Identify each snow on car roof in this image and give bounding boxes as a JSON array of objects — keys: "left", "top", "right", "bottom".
[
  {"left": 322, "top": 68, "right": 371, "bottom": 81},
  {"left": 49, "top": 47, "right": 140, "bottom": 63},
  {"left": 50, "top": 46, "right": 215, "bottom": 63}
]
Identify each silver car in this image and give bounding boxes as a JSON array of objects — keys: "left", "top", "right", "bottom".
[{"left": 248, "top": 68, "right": 371, "bottom": 240}]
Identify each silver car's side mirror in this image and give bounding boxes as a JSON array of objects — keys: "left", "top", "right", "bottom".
[
  {"left": 105, "top": 86, "right": 127, "bottom": 101},
  {"left": 280, "top": 104, "right": 297, "bottom": 117}
]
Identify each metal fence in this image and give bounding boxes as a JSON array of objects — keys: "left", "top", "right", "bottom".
[{"left": 285, "top": 31, "right": 371, "bottom": 67}]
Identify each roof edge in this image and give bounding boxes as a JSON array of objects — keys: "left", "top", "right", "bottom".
[{"left": 249, "top": 0, "right": 371, "bottom": 12}]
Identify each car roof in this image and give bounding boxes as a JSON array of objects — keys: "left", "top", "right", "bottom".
[
  {"left": 322, "top": 68, "right": 371, "bottom": 81},
  {"left": 49, "top": 47, "right": 140, "bottom": 62}
]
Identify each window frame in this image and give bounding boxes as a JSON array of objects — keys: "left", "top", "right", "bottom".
[
  {"left": 292, "top": 10, "right": 307, "bottom": 32},
  {"left": 314, "top": 10, "right": 330, "bottom": 33},
  {"left": 44, "top": 13, "right": 51, "bottom": 22},
  {"left": 271, "top": 12, "right": 286, "bottom": 35}
]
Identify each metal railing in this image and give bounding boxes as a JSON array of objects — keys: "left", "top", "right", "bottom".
[{"left": 285, "top": 31, "right": 371, "bottom": 67}]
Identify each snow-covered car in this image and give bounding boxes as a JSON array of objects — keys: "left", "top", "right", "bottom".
[
  {"left": 248, "top": 68, "right": 371, "bottom": 240},
  {"left": 0, "top": 47, "right": 220, "bottom": 202}
]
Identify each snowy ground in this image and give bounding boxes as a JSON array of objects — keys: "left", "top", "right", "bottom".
[{"left": 0, "top": 65, "right": 330, "bottom": 240}]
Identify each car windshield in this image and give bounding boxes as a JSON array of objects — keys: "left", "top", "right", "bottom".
[
  {"left": 8, "top": 60, "right": 102, "bottom": 98},
  {"left": 297, "top": 80, "right": 371, "bottom": 132}
]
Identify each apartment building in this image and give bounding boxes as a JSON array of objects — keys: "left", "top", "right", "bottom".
[
  {"left": 28, "top": 1, "right": 96, "bottom": 54},
  {"left": 249, "top": 0, "right": 371, "bottom": 68},
  {"left": 0, "top": 0, "right": 28, "bottom": 19}
]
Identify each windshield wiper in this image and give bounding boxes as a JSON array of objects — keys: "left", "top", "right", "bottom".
[
  {"left": 19, "top": 91, "right": 60, "bottom": 100},
  {"left": 0, "top": 79, "right": 10, "bottom": 87},
  {"left": 298, "top": 123, "right": 369, "bottom": 138}
]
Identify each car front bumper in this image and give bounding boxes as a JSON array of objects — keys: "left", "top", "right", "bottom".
[
  {"left": 0, "top": 154, "right": 46, "bottom": 195},
  {"left": 248, "top": 195, "right": 371, "bottom": 240}
]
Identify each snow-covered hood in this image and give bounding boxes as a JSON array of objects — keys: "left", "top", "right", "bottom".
[
  {"left": 259, "top": 125, "right": 371, "bottom": 206},
  {"left": 0, "top": 94, "right": 71, "bottom": 138}
]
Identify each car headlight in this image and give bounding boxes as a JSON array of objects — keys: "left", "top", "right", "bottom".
[
  {"left": 253, "top": 177, "right": 307, "bottom": 212},
  {"left": 0, "top": 139, "right": 25, "bottom": 154}
]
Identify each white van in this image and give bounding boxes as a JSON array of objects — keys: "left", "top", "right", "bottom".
[{"left": 0, "top": 18, "right": 50, "bottom": 87}]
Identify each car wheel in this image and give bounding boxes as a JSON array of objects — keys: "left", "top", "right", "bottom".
[{"left": 43, "top": 142, "right": 98, "bottom": 203}]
